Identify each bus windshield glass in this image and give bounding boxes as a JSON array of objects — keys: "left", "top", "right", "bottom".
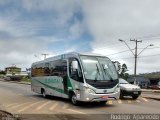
[{"left": 80, "top": 55, "right": 118, "bottom": 81}]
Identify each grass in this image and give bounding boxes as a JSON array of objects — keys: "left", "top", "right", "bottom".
[
  {"left": 0, "top": 74, "right": 5, "bottom": 78},
  {"left": 21, "top": 76, "right": 31, "bottom": 83}
]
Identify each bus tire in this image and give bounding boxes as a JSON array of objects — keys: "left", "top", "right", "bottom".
[
  {"left": 119, "top": 91, "right": 124, "bottom": 99},
  {"left": 132, "top": 95, "right": 139, "bottom": 100},
  {"left": 99, "top": 101, "right": 107, "bottom": 105},
  {"left": 41, "top": 88, "right": 46, "bottom": 98},
  {"left": 70, "top": 93, "right": 79, "bottom": 106}
]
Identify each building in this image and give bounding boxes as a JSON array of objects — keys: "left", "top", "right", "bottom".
[
  {"left": 127, "top": 76, "right": 150, "bottom": 88},
  {"left": 5, "top": 66, "right": 21, "bottom": 76},
  {"left": 148, "top": 78, "right": 160, "bottom": 89}
]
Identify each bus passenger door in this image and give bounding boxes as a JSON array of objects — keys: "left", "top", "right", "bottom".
[
  {"left": 60, "top": 60, "right": 68, "bottom": 97},
  {"left": 68, "top": 58, "right": 84, "bottom": 100}
]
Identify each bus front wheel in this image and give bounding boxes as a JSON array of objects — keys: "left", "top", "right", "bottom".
[
  {"left": 99, "top": 101, "right": 107, "bottom": 105},
  {"left": 71, "top": 93, "right": 79, "bottom": 106}
]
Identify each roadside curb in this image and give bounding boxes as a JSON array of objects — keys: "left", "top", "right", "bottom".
[
  {"left": 142, "top": 96, "right": 160, "bottom": 101},
  {"left": 0, "top": 79, "right": 31, "bottom": 85},
  {"left": 141, "top": 89, "right": 160, "bottom": 93},
  {"left": 0, "top": 109, "right": 20, "bottom": 120}
]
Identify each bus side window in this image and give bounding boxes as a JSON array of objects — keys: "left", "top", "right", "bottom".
[
  {"left": 31, "top": 68, "right": 35, "bottom": 77},
  {"left": 69, "top": 58, "right": 83, "bottom": 82},
  {"left": 50, "top": 60, "right": 67, "bottom": 77},
  {"left": 61, "top": 61, "right": 67, "bottom": 77},
  {"left": 44, "top": 63, "right": 50, "bottom": 76}
]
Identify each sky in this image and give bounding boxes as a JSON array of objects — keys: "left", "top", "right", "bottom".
[{"left": 0, "top": 0, "right": 160, "bottom": 74}]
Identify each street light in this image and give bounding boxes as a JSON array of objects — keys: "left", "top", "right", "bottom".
[
  {"left": 119, "top": 39, "right": 123, "bottom": 42},
  {"left": 41, "top": 53, "right": 49, "bottom": 60},
  {"left": 119, "top": 39, "right": 135, "bottom": 56},
  {"left": 118, "top": 39, "right": 154, "bottom": 82},
  {"left": 138, "top": 44, "right": 154, "bottom": 56}
]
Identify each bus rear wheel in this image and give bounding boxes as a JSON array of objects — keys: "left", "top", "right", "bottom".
[{"left": 41, "top": 89, "right": 46, "bottom": 98}]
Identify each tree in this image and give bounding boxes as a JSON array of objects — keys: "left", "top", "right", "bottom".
[
  {"left": 119, "top": 63, "right": 129, "bottom": 80},
  {"left": 113, "top": 61, "right": 129, "bottom": 80},
  {"left": 0, "top": 70, "right": 6, "bottom": 75}
]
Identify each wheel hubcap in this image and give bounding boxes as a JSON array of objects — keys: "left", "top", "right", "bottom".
[
  {"left": 72, "top": 95, "right": 77, "bottom": 104},
  {"left": 43, "top": 91, "right": 46, "bottom": 97}
]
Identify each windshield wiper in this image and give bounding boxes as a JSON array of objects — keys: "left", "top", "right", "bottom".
[
  {"left": 94, "top": 64, "right": 100, "bottom": 82},
  {"left": 102, "top": 64, "right": 113, "bottom": 81}
]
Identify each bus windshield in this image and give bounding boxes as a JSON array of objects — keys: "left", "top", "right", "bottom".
[{"left": 80, "top": 55, "right": 118, "bottom": 81}]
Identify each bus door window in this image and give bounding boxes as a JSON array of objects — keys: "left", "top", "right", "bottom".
[
  {"left": 69, "top": 58, "right": 83, "bottom": 82},
  {"left": 61, "top": 60, "right": 67, "bottom": 94}
]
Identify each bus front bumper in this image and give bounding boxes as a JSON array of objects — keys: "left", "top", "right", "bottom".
[{"left": 78, "top": 90, "right": 120, "bottom": 102}]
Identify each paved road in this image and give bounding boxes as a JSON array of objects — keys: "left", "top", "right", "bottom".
[{"left": 0, "top": 81, "right": 160, "bottom": 119}]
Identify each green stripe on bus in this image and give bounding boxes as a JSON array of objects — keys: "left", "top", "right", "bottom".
[
  {"left": 67, "top": 76, "right": 73, "bottom": 91},
  {"left": 35, "top": 77, "right": 74, "bottom": 95},
  {"left": 35, "top": 80, "right": 66, "bottom": 94}
]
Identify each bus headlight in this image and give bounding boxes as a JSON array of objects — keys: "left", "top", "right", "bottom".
[
  {"left": 115, "top": 87, "right": 120, "bottom": 92},
  {"left": 114, "top": 84, "right": 120, "bottom": 92},
  {"left": 85, "top": 87, "right": 95, "bottom": 94}
]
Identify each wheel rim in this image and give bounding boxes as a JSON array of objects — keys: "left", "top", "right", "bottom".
[{"left": 72, "top": 95, "right": 77, "bottom": 104}]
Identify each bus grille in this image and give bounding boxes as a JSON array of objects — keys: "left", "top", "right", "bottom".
[{"left": 86, "top": 80, "right": 118, "bottom": 89}]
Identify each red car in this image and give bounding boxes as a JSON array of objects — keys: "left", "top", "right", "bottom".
[{"left": 149, "top": 84, "right": 160, "bottom": 90}]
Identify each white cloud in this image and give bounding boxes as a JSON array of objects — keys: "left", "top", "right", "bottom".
[
  {"left": 0, "top": 0, "right": 82, "bottom": 70},
  {"left": 81, "top": 0, "right": 160, "bottom": 74},
  {"left": 69, "top": 19, "right": 84, "bottom": 39},
  {"left": 0, "top": 0, "right": 10, "bottom": 5},
  {"left": 21, "top": 0, "right": 81, "bottom": 27},
  {"left": 1, "top": 0, "right": 160, "bottom": 74}
]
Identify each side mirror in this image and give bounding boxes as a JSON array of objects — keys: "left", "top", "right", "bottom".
[
  {"left": 113, "top": 61, "right": 121, "bottom": 71},
  {"left": 72, "top": 61, "right": 78, "bottom": 70}
]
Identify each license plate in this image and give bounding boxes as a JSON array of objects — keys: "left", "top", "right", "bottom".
[
  {"left": 133, "top": 92, "right": 138, "bottom": 94},
  {"left": 101, "top": 96, "right": 108, "bottom": 99}
]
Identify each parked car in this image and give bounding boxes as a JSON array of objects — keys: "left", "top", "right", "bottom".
[
  {"left": 4, "top": 76, "right": 11, "bottom": 81},
  {"left": 149, "top": 85, "right": 160, "bottom": 90},
  {"left": 149, "top": 79, "right": 160, "bottom": 90},
  {"left": 149, "top": 81, "right": 160, "bottom": 90},
  {"left": 119, "top": 78, "right": 141, "bottom": 99},
  {"left": 4, "top": 76, "right": 21, "bottom": 81}
]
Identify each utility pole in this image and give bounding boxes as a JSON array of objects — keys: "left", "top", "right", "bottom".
[
  {"left": 41, "top": 53, "right": 49, "bottom": 60},
  {"left": 119, "top": 39, "right": 153, "bottom": 83},
  {"left": 130, "top": 39, "right": 142, "bottom": 81}
]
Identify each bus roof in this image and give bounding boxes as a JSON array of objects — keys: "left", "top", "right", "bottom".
[{"left": 32, "top": 52, "right": 106, "bottom": 66}]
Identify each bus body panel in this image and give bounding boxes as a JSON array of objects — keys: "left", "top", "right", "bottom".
[{"left": 31, "top": 52, "right": 120, "bottom": 102}]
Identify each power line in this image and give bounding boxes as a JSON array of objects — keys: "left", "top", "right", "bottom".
[
  {"left": 110, "top": 56, "right": 134, "bottom": 60},
  {"left": 110, "top": 53, "right": 160, "bottom": 60},
  {"left": 135, "top": 33, "right": 160, "bottom": 40},
  {"left": 91, "top": 34, "right": 160, "bottom": 51},
  {"left": 106, "top": 47, "right": 160, "bottom": 56},
  {"left": 142, "top": 37, "right": 160, "bottom": 41},
  {"left": 138, "top": 46, "right": 160, "bottom": 50},
  {"left": 93, "top": 42, "right": 134, "bottom": 50},
  {"left": 106, "top": 49, "right": 134, "bottom": 56},
  {"left": 138, "top": 54, "right": 160, "bottom": 58}
]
